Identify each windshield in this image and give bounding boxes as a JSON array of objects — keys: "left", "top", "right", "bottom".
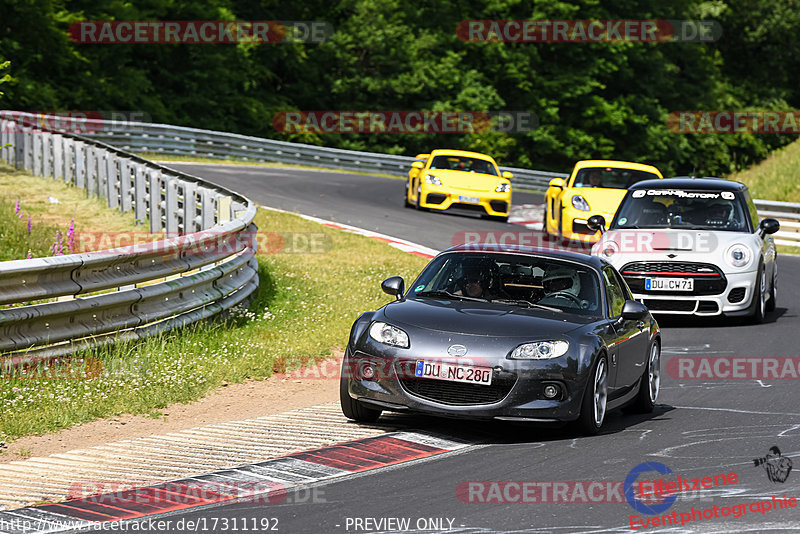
[
  {"left": 429, "top": 155, "right": 498, "bottom": 176},
  {"left": 409, "top": 252, "right": 602, "bottom": 315},
  {"left": 573, "top": 167, "right": 659, "bottom": 189},
  {"left": 612, "top": 189, "right": 749, "bottom": 231}
]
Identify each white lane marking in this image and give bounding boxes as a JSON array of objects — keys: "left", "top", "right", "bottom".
[
  {"left": 755, "top": 380, "right": 773, "bottom": 387},
  {"left": 258, "top": 205, "right": 439, "bottom": 258},
  {"left": 673, "top": 406, "right": 800, "bottom": 417}
]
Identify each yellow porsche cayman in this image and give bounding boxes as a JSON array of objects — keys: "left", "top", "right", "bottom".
[
  {"left": 544, "top": 160, "right": 664, "bottom": 242},
  {"left": 405, "top": 149, "right": 513, "bottom": 221}
]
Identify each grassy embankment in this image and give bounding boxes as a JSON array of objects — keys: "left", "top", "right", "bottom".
[
  {"left": 0, "top": 162, "right": 427, "bottom": 442},
  {"left": 728, "top": 137, "right": 800, "bottom": 255}
]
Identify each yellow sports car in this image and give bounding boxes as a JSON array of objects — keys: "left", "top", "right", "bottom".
[
  {"left": 544, "top": 160, "right": 664, "bottom": 242},
  {"left": 405, "top": 149, "right": 513, "bottom": 221}
]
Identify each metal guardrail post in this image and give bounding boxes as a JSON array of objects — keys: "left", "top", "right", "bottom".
[{"left": 0, "top": 111, "right": 259, "bottom": 362}]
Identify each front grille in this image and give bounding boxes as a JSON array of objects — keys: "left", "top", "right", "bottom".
[
  {"left": 425, "top": 193, "right": 446, "bottom": 205},
  {"left": 449, "top": 203, "right": 486, "bottom": 213},
  {"left": 622, "top": 262, "right": 727, "bottom": 296},
  {"left": 489, "top": 200, "right": 508, "bottom": 213},
  {"left": 621, "top": 262, "right": 722, "bottom": 275},
  {"left": 396, "top": 361, "right": 516, "bottom": 405},
  {"left": 643, "top": 299, "right": 696, "bottom": 312},
  {"left": 572, "top": 221, "right": 597, "bottom": 235},
  {"left": 728, "top": 287, "right": 746, "bottom": 303}
]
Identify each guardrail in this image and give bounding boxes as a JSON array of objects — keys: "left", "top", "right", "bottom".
[
  {"left": 0, "top": 112, "right": 259, "bottom": 363},
  {"left": 753, "top": 199, "right": 800, "bottom": 247},
  {"left": 77, "top": 120, "right": 562, "bottom": 190},
  {"left": 77, "top": 118, "right": 800, "bottom": 246}
]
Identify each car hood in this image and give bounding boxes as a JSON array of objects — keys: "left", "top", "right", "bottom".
[
  {"left": 383, "top": 298, "right": 592, "bottom": 337},
  {"left": 426, "top": 169, "right": 504, "bottom": 192},
  {"left": 595, "top": 229, "right": 762, "bottom": 273},
  {"left": 568, "top": 187, "right": 626, "bottom": 218}
]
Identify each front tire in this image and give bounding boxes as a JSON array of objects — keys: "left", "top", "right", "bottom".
[
  {"left": 766, "top": 261, "right": 777, "bottom": 312},
  {"left": 339, "top": 358, "right": 382, "bottom": 423},
  {"left": 404, "top": 182, "right": 412, "bottom": 208},
  {"left": 750, "top": 265, "right": 766, "bottom": 324},
  {"left": 576, "top": 355, "right": 608, "bottom": 436},
  {"left": 629, "top": 340, "right": 660, "bottom": 413}
]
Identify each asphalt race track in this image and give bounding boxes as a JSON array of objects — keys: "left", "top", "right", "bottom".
[{"left": 145, "top": 163, "right": 800, "bottom": 533}]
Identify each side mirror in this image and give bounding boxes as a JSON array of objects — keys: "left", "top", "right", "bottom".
[
  {"left": 549, "top": 178, "right": 565, "bottom": 189},
  {"left": 411, "top": 161, "right": 424, "bottom": 169},
  {"left": 587, "top": 215, "right": 606, "bottom": 233},
  {"left": 502, "top": 171, "right": 513, "bottom": 179},
  {"left": 621, "top": 300, "right": 648, "bottom": 320},
  {"left": 759, "top": 218, "right": 780, "bottom": 236},
  {"left": 381, "top": 276, "right": 405, "bottom": 300},
  {"left": 415, "top": 153, "right": 430, "bottom": 161}
]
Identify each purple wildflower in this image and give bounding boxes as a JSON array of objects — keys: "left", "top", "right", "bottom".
[
  {"left": 27, "top": 215, "right": 32, "bottom": 234},
  {"left": 26, "top": 249, "right": 31, "bottom": 259},
  {"left": 51, "top": 231, "right": 63, "bottom": 256},
  {"left": 66, "top": 218, "right": 75, "bottom": 253},
  {"left": 14, "top": 200, "right": 20, "bottom": 215}
]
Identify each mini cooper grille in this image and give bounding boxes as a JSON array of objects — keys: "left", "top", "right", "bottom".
[
  {"left": 395, "top": 361, "right": 516, "bottom": 405},
  {"left": 621, "top": 262, "right": 722, "bottom": 276},
  {"left": 622, "top": 262, "right": 727, "bottom": 296},
  {"left": 728, "top": 288, "right": 746, "bottom": 303}
]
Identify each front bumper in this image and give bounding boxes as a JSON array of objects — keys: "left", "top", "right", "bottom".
[
  {"left": 344, "top": 348, "right": 587, "bottom": 422},
  {"left": 419, "top": 185, "right": 510, "bottom": 216},
  {"left": 560, "top": 207, "right": 615, "bottom": 243},
  {"left": 629, "top": 270, "right": 758, "bottom": 316}
]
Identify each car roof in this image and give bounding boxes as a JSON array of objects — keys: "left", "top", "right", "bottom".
[
  {"left": 628, "top": 176, "right": 747, "bottom": 192},
  {"left": 572, "top": 159, "right": 662, "bottom": 176},
  {"left": 429, "top": 149, "right": 497, "bottom": 161},
  {"left": 441, "top": 244, "right": 606, "bottom": 269}
]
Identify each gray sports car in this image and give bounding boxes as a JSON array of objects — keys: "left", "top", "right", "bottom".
[{"left": 340, "top": 244, "right": 661, "bottom": 435}]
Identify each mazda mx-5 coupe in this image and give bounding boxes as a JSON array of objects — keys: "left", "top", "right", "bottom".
[{"left": 340, "top": 244, "right": 661, "bottom": 435}]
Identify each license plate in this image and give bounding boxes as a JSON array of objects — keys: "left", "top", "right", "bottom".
[
  {"left": 414, "top": 360, "right": 492, "bottom": 386},
  {"left": 459, "top": 195, "right": 480, "bottom": 204},
  {"left": 645, "top": 277, "right": 694, "bottom": 291}
]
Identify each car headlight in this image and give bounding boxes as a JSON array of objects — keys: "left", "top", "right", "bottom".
[
  {"left": 571, "top": 195, "right": 591, "bottom": 211},
  {"left": 509, "top": 341, "right": 569, "bottom": 360},
  {"left": 495, "top": 183, "right": 511, "bottom": 193},
  {"left": 369, "top": 322, "right": 409, "bottom": 348},
  {"left": 424, "top": 174, "right": 442, "bottom": 186},
  {"left": 726, "top": 244, "right": 752, "bottom": 268}
]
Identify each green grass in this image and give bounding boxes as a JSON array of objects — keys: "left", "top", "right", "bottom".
[
  {"left": 728, "top": 137, "right": 800, "bottom": 203},
  {"left": 0, "top": 207, "right": 427, "bottom": 441}
]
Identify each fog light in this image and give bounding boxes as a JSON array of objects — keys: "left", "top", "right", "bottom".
[
  {"left": 543, "top": 384, "right": 559, "bottom": 398},
  {"left": 361, "top": 363, "right": 376, "bottom": 380}
]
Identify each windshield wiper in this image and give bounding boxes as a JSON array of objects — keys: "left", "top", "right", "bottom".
[
  {"left": 492, "top": 298, "right": 563, "bottom": 312},
  {"left": 416, "top": 290, "right": 489, "bottom": 302}
]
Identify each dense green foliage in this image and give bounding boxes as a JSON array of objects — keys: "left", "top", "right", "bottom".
[{"left": 1, "top": 0, "right": 798, "bottom": 177}]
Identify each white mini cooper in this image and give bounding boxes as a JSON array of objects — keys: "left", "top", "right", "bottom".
[{"left": 589, "top": 177, "right": 780, "bottom": 322}]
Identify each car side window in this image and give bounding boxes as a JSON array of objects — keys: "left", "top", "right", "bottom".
[
  {"left": 612, "top": 269, "right": 633, "bottom": 300},
  {"left": 602, "top": 267, "right": 626, "bottom": 318},
  {"left": 743, "top": 190, "right": 760, "bottom": 232}
]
